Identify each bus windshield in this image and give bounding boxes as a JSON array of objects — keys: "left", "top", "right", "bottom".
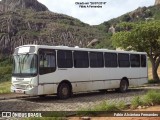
[{"left": 13, "top": 54, "right": 37, "bottom": 77}]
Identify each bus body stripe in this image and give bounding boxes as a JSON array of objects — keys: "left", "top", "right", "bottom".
[{"left": 38, "top": 77, "right": 148, "bottom": 85}]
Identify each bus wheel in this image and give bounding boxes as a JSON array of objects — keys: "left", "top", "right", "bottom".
[
  {"left": 118, "top": 79, "right": 128, "bottom": 93},
  {"left": 57, "top": 83, "right": 71, "bottom": 99}
]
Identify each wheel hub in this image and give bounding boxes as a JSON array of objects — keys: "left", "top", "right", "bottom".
[{"left": 62, "top": 87, "right": 68, "bottom": 96}]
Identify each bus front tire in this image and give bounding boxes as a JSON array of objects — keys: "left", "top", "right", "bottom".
[
  {"left": 117, "top": 79, "right": 128, "bottom": 93},
  {"left": 57, "top": 83, "right": 71, "bottom": 99}
]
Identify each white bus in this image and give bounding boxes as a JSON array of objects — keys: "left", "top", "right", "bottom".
[{"left": 11, "top": 45, "right": 148, "bottom": 99}]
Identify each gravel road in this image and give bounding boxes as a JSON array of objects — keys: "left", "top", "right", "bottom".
[{"left": 0, "top": 88, "right": 148, "bottom": 111}]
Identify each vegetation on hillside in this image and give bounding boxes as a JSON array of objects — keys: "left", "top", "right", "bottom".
[
  {"left": 0, "top": 9, "right": 111, "bottom": 57},
  {"left": 94, "top": 5, "right": 160, "bottom": 50},
  {"left": 99, "top": 5, "right": 160, "bottom": 32}
]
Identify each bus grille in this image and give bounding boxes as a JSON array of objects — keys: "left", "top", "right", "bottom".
[{"left": 14, "top": 84, "right": 27, "bottom": 89}]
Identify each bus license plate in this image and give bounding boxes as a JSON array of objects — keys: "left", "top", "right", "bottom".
[{"left": 15, "top": 90, "right": 24, "bottom": 93}]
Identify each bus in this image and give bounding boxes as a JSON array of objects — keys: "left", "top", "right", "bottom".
[{"left": 11, "top": 45, "right": 148, "bottom": 99}]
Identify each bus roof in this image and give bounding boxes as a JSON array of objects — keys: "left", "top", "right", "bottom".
[{"left": 15, "top": 45, "right": 147, "bottom": 54}]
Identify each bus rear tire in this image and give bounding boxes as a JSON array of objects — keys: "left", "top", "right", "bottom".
[
  {"left": 117, "top": 79, "right": 128, "bottom": 93},
  {"left": 57, "top": 83, "right": 71, "bottom": 99}
]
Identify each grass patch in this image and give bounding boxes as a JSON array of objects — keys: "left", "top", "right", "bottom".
[
  {"left": 78, "top": 90, "right": 160, "bottom": 116},
  {"left": 131, "top": 96, "right": 142, "bottom": 109},
  {"left": 94, "top": 101, "right": 120, "bottom": 111},
  {"left": 0, "top": 81, "right": 11, "bottom": 94},
  {"left": 148, "top": 79, "right": 160, "bottom": 84},
  {"left": 131, "top": 90, "right": 160, "bottom": 109},
  {"left": 77, "top": 101, "right": 127, "bottom": 116}
]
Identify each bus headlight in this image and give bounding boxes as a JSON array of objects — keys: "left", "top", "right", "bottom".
[
  {"left": 26, "top": 78, "right": 34, "bottom": 89},
  {"left": 26, "top": 85, "right": 34, "bottom": 89}
]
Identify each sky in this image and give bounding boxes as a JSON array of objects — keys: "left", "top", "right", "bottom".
[
  {"left": 37, "top": 0, "right": 155, "bottom": 25},
  {"left": 0, "top": 0, "right": 155, "bottom": 25}
]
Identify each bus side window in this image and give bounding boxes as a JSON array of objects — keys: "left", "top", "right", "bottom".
[
  {"left": 90, "top": 52, "right": 104, "bottom": 68},
  {"left": 57, "top": 50, "right": 73, "bottom": 68},
  {"left": 118, "top": 53, "right": 130, "bottom": 67},
  {"left": 39, "top": 49, "right": 56, "bottom": 75},
  {"left": 104, "top": 53, "right": 117, "bottom": 67},
  {"left": 130, "top": 54, "right": 140, "bottom": 67},
  {"left": 141, "top": 55, "right": 146, "bottom": 67},
  {"left": 74, "top": 51, "right": 89, "bottom": 68}
]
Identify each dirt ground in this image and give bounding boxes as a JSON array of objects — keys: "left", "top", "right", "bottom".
[{"left": 69, "top": 105, "right": 160, "bottom": 120}]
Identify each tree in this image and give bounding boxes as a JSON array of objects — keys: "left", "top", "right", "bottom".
[{"left": 112, "top": 21, "right": 160, "bottom": 81}]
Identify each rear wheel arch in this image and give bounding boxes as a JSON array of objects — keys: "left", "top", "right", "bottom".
[
  {"left": 122, "top": 77, "right": 129, "bottom": 86},
  {"left": 58, "top": 80, "right": 72, "bottom": 91},
  {"left": 117, "top": 77, "right": 129, "bottom": 93}
]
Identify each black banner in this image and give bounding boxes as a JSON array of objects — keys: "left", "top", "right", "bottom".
[{"left": 0, "top": 111, "right": 160, "bottom": 118}]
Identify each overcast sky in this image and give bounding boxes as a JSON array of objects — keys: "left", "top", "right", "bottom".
[{"left": 37, "top": 0, "right": 155, "bottom": 25}]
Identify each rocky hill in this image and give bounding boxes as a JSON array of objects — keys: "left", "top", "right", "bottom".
[
  {"left": 98, "top": 4, "right": 160, "bottom": 34},
  {"left": 0, "top": 0, "right": 48, "bottom": 12},
  {"left": 155, "top": 0, "right": 160, "bottom": 5},
  {"left": 0, "top": 0, "right": 108, "bottom": 58}
]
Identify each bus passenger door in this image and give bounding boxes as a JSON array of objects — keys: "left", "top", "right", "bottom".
[{"left": 38, "top": 49, "right": 56, "bottom": 95}]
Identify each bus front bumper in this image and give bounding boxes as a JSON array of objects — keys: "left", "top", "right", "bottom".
[{"left": 11, "top": 86, "right": 38, "bottom": 95}]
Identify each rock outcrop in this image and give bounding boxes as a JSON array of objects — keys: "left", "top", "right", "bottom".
[
  {"left": 0, "top": 0, "right": 48, "bottom": 12},
  {"left": 0, "top": 1, "right": 105, "bottom": 57},
  {"left": 155, "top": 0, "right": 160, "bottom": 5}
]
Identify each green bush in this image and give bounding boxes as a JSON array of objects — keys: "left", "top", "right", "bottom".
[
  {"left": 0, "top": 66, "right": 12, "bottom": 82},
  {"left": 0, "top": 81, "right": 11, "bottom": 94},
  {"left": 0, "top": 58, "right": 12, "bottom": 82},
  {"left": 0, "top": 58, "right": 12, "bottom": 67}
]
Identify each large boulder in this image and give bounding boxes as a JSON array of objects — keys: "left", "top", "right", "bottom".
[{"left": 155, "top": 0, "right": 160, "bottom": 5}]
